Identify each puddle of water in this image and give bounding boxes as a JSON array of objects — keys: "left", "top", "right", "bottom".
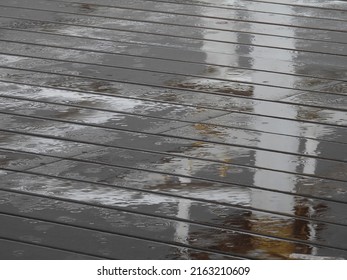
[
  {"left": 0, "top": 82, "right": 225, "bottom": 123},
  {"left": 0, "top": 150, "right": 57, "bottom": 171},
  {"left": 2, "top": 165, "right": 347, "bottom": 259},
  {"left": 205, "top": 112, "right": 346, "bottom": 143},
  {"left": 0, "top": 132, "right": 98, "bottom": 157}
]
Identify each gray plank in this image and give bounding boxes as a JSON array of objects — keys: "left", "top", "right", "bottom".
[
  {"left": 22, "top": 148, "right": 347, "bottom": 201},
  {"left": 0, "top": 0, "right": 345, "bottom": 260},
  {"left": 242, "top": 0, "right": 347, "bottom": 11},
  {"left": 0, "top": 53, "right": 344, "bottom": 102},
  {"left": 1, "top": 0, "right": 346, "bottom": 32},
  {"left": 52, "top": 0, "right": 347, "bottom": 21},
  {"left": 0, "top": 79, "right": 346, "bottom": 127},
  {"left": 0, "top": 239, "right": 100, "bottom": 259},
  {"left": 0, "top": 11, "right": 346, "bottom": 64},
  {"left": 1, "top": 95, "right": 347, "bottom": 144},
  {"left": 5, "top": 170, "right": 347, "bottom": 229},
  {"left": 1, "top": 121, "right": 346, "bottom": 182},
  {"left": 1, "top": 190, "right": 346, "bottom": 257},
  {"left": 283, "top": 89, "right": 347, "bottom": 108},
  {"left": 0, "top": 28, "right": 346, "bottom": 81},
  {"left": 0, "top": 149, "right": 58, "bottom": 171},
  {"left": 0, "top": 41, "right": 346, "bottom": 93},
  {"left": 0, "top": 213, "right": 239, "bottom": 259},
  {"left": 1, "top": 112, "right": 347, "bottom": 161}
]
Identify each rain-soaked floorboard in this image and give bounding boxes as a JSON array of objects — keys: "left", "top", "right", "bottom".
[{"left": 0, "top": 0, "right": 346, "bottom": 260}]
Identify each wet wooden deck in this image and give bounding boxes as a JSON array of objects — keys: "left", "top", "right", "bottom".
[{"left": 0, "top": 0, "right": 346, "bottom": 260}]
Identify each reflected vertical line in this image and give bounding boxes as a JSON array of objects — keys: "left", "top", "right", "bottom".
[{"left": 248, "top": 3, "right": 302, "bottom": 258}]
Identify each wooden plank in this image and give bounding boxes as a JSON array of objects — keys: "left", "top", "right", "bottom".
[
  {"left": 0, "top": 79, "right": 346, "bottom": 127},
  {"left": 24, "top": 149, "right": 347, "bottom": 200},
  {"left": 1, "top": 95, "right": 346, "bottom": 143},
  {"left": 0, "top": 41, "right": 346, "bottom": 91},
  {"left": 0, "top": 213, "right": 241, "bottom": 259},
  {"left": 1, "top": 147, "right": 347, "bottom": 208},
  {"left": 0, "top": 29, "right": 346, "bottom": 81},
  {"left": 1, "top": 112, "right": 346, "bottom": 161},
  {"left": 0, "top": 0, "right": 345, "bottom": 259},
  {"left": 1, "top": 0, "right": 346, "bottom": 32},
  {"left": 1, "top": 121, "right": 346, "bottom": 178},
  {"left": 0, "top": 149, "right": 58, "bottom": 171},
  {"left": 0, "top": 190, "right": 346, "bottom": 259},
  {"left": 0, "top": 9, "right": 346, "bottom": 57},
  {"left": 0, "top": 238, "right": 100, "bottom": 259},
  {"left": 240, "top": 0, "right": 347, "bottom": 11},
  {"left": 48, "top": 0, "right": 347, "bottom": 21},
  {"left": 0, "top": 54, "right": 345, "bottom": 102}
]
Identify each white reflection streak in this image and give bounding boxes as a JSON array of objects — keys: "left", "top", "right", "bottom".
[
  {"left": 250, "top": 4, "right": 298, "bottom": 213},
  {"left": 249, "top": 3, "right": 317, "bottom": 255},
  {"left": 173, "top": 158, "right": 191, "bottom": 258},
  {"left": 302, "top": 126, "right": 319, "bottom": 175},
  {"left": 173, "top": 200, "right": 191, "bottom": 258}
]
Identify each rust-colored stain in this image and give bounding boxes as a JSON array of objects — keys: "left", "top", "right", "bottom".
[
  {"left": 166, "top": 81, "right": 254, "bottom": 96},
  {"left": 194, "top": 123, "right": 226, "bottom": 136}
]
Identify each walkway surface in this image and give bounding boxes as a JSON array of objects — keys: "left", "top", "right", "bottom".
[{"left": 0, "top": 0, "right": 346, "bottom": 260}]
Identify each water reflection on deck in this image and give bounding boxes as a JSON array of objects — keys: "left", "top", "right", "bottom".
[{"left": 0, "top": 0, "right": 346, "bottom": 259}]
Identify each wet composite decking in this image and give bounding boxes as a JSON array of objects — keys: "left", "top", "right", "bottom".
[{"left": 0, "top": 0, "right": 346, "bottom": 260}]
